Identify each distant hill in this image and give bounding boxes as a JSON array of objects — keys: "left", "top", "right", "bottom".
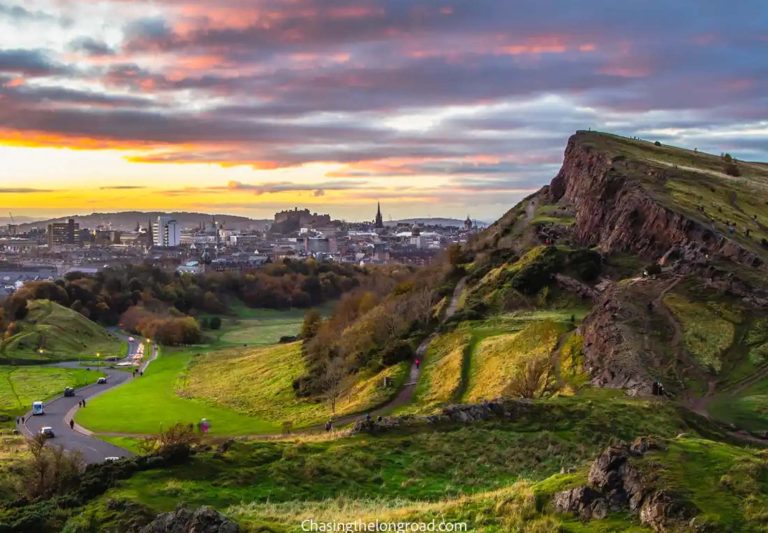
[
  {"left": 0, "top": 299, "right": 125, "bottom": 363},
  {"left": 17, "top": 212, "right": 271, "bottom": 232},
  {"left": 386, "top": 217, "right": 489, "bottom": 228}
]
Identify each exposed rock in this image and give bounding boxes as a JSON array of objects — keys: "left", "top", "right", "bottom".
[
  {"left": 352, "top": 399, "right": 538, "bottom": 433},
  {"left": 549, "top": 133, "right": 764, "bottom": 270},
  {"left": 554, "top": 437, "right": 693, "bottom": 532},
  {"left": 553, "top": 486, "right": 607, "bottom": 519},
  {"left": 140, "top": 505, "right": 239, "bottom": 533}
]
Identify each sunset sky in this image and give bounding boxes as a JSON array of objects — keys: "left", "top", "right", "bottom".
[{"left": 1, "top": 1, "right": 766, "bottom": 221}]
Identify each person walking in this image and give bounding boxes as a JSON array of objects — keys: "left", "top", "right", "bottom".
[
  {"left": 69, "top": 419, "right": 75, "bottom": 430},
  {"left": 415, "top": 358, "right": 421, "bottom": 370},
  {"left": 82, "top": 398, "right": 86, "bottom": 407}
]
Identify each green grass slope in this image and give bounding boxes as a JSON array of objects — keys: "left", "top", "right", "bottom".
[
  {"left": 0, "top": 300, "right": 125, "bottom": 363},
  {"left": 0, "top": 365, "right": 105, "bottom": 423}
]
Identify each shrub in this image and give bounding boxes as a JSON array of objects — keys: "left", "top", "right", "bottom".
[
  {"left": 654, "top": 141, "right": 662, "bottom": 146},
  {"left": 510, "top": 246, "right": 564, "bottom": 295},
  {"left": 209, "top": 316, "right": 222, "bottom": 330},
  {"left": 725, "top": 162, "right": 740, "bottom": 177}
]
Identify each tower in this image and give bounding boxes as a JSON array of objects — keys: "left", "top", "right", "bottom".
[{"left": 374, "top": 202, "right": 384, "bottom": 229}]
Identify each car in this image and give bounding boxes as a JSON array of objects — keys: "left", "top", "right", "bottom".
[
  {"left": 40, "top": 427, "right": 55, "bottom": 439},
  {"left": 104, "top": 456, "right": 121, "bottom": 462},
  {"left": 32, "top": 401, "right": 44, "bottom": 415},
  {"left": 64, "top": 387, "right": 75, "bottom": 397},
  {"left": 97, "top": 377, "right": 107, "bottom": 384}
]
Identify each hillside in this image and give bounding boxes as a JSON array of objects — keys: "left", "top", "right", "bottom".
[
  {"left": 0, "top": 299, "right": 125, "bottom": 363},
  {"left": 451, "top": 132, "right": 768, "bottom": 417}
]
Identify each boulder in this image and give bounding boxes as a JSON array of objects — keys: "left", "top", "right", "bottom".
[{"left": 140, "top": 505, "right": 239, "bottom": 533}]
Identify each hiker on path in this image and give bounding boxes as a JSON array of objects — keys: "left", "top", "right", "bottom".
[
  {"left": 325, "top": 420, "right": 333, "bottom": 432},
  {"left": 69, "top": 419, "right": 75, "bottom": 430},
  {"left": 415, "top": 358, "right": 420, "bottom": 370},
  {"left": 82, "top": 398, "right": 86, "bottom": 407}
]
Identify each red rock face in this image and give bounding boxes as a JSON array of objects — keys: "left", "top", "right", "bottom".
[{"left": 550, "top": 134, "right": 763, "bottom": 269}]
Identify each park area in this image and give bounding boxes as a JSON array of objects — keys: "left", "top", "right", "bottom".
[{"left": 75, "top": 304, "right": 405, "bottom": 437}]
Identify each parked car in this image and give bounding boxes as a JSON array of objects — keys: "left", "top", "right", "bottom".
[
  {"left": 97, "top": 377, "right": 107, "bottom": 384},
  {"left": 40, "top": 427, "right": 55, "bottom": 439},
  {"left": 32, "top": 401, "right": 44, "bottom": 415},
  {"left": 64, "top": 387, "right": 75, "bottom": 397}
]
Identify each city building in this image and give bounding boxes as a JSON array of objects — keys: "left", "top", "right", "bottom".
[
  {"left": 153, "top": 216, "right": 181, "bottom": 247},
  {"left": 47, "top": 218, "right": 80, "bottom": 246}
]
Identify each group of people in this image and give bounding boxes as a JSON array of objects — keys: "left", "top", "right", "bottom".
[{"left": 132, "top": 368, "right": 144, "bottom": 378}]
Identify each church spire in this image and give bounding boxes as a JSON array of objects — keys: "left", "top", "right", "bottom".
[{"left": 374, "top": 201, "right": 384, "bottom": 229}]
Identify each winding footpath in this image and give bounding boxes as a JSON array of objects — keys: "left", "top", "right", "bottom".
[{"left": 16, "top": 335, "right": 158, "bottom": 464}]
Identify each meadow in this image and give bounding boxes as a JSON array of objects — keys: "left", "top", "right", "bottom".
[
  {"left": 0, "top": 365, "right": 105, "bottom": 423},
  {"left": 70, "top": 392, "right": 752, "bottom": 532}
]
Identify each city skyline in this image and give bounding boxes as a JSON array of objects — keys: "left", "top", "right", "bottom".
[{"left": 1, "top": 0, "right": 767, "bottom": 220}]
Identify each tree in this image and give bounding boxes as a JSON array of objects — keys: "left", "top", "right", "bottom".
[
  {"left": 20, "top": 434, "right": 84, "bottom": 499},
  {"left": 320, "top": 357, "right": 347, "bottom": 414},
  {"left": 301, "top": 309, "right": 323, "bottom": 339},
  {"left": 137, "top": 422, "right": 199, "bottom": 461}
]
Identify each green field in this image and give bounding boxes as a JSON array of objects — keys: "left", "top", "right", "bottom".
[
  {"left": 203, "top": 302, "right": 335, "bottom": 347},
  {"left": 75, "top": 346, "right": 281, "bottom": 435},
  {"left": 0, "top": 365, "right": 105, "bottom": 422},
  {"left": 0, "top": 300, "right": 125, "bottom": 363},
  {"left": 75, "top": 306, "right": 380, "bottom": 435}
]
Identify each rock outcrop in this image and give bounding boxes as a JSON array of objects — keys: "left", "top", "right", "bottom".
[
  {"left": 353, "top": 399, "right": 537, "bottom": 433},
  {"left": 554, "top": 437, "right": 696, "bottom": 531},
  {"left": 548, "top": 133, "right": 764, "bottom": 270},
  {"left": 140, "top": 506, "right": 240, "bottom": 533}
]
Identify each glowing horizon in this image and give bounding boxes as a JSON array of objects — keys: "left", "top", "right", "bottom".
[{"left": 1, "top": 1, "right": 766, "bottom": 220}]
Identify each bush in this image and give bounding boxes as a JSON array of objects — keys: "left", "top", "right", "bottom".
[
  {"left": 510, "top": 247, "right": 564, "bottom": 295},
  {"left": 209, "top": 316, "right": 222, "bottom": 330},
  {"left": 654, "top": 141, "right": 662, "bottom": 146},
  {"left": 568, "top": 249, "right": 602, "bottom": 282},
  {"left": 725, "top": 162, "right": 740, "bottom": 177}
]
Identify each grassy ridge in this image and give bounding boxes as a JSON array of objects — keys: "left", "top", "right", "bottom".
[{"left": 0, "top": 300, "right": 125, "bottom": 363}]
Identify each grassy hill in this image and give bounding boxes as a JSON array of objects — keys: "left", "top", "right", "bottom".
[{"left": 0, "top": 300, "right": 125, "bottom": 363}]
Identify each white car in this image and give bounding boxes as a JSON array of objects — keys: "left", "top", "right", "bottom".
[
  {"left": 104, "top": 456, "right": 121, "bottom": 462},
  {"left": 97, "top": 377, "right": 107, "bottom": 384},
  {"left": 40, "top": 427, "right": 55, "bottom": 439}
]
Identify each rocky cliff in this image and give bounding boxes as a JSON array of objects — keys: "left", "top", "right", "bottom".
[{"left": 548, "top": 132, "right": 765, "bottom": 270}]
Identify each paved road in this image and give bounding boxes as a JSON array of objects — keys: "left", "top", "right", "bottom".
[{"left": 17, "top": 335, "right": 157, "bottom": 464}]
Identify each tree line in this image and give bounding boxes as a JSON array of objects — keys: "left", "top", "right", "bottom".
[{"left": 1, "top": 260, "right": 367, "bottom": 346}]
